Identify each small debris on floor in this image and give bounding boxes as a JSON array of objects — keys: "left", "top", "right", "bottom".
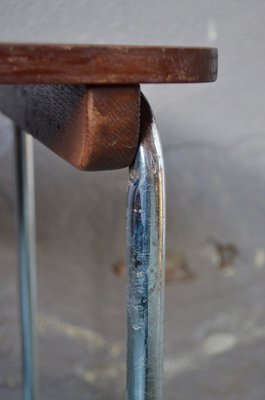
[
  {"left": 0, "top": 377, "right": 19, "bottom": 389},
  {"left": 207, "top": 237, "right": 239, "bottom": 269},
  {"left": 165, "top": 251, "right": 195, "bottom": 283},
  {"left": 112, "top": 259, "right": 126, "bottom": 279}
]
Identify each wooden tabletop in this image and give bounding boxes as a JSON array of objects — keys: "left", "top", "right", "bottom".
[{"left": 0, "top": 43, "right": 217, "bottom": 84}]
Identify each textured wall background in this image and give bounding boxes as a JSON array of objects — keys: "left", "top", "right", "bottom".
[{"left": 1, "top": 1, "right": 265, "bottom": 399}]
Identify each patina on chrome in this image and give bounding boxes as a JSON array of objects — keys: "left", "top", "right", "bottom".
[{"left": 127, "top": 96, "right": 166, "bottom": 400}]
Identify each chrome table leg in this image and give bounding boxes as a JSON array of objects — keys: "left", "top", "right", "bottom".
[
  {"left": 15, "top": 127, "right": 39, "bottom": 400},
  {"left": 127, "top": 97, "right": 166, "bottom": 400}
]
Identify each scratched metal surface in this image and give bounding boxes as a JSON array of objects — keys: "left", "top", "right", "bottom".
[{"left": 1, "top": 1, "right": 265, "bottom": 399}]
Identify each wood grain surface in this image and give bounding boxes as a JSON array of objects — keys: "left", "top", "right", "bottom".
[{"left": 0, "top": 43, "right": 217, "bottom": 84}]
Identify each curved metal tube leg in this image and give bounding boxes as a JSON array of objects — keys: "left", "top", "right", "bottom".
[
  {"left": 15, "top": 127, "right": 39, "bottom": 400},
  {"left": 127, "top": 97, "right": 165, "bottom": 400}
]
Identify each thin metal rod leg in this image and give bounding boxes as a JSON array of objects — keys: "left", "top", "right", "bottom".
[
  {"left": 15, "top": 126, "right": 39, "bottom": 400},
  {"left": 127, "top": 96, "right": 166, "bottom": 400}
]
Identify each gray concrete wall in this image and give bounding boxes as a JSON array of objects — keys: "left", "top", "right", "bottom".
[{"left": 1, "top": 1, "right": 265, "bottom": 399}]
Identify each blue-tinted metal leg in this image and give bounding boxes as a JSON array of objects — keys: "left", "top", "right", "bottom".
[
  {"left": 127, "top": 96, "right": 166, "bottom": 400},
  {"left": 15, "top": 126, "right": 39, "bottom": 400}
]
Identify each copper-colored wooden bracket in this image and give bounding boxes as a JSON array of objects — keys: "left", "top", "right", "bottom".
[{"left": 0, "top": 84, "right": 140, "bottom": 170}]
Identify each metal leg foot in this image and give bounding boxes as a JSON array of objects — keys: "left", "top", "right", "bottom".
[
  {"left": 127, "top": 96, "right": 166, "bottom": 400},
  {"left": 15, "top": 126, "right": 39, "bottom": 400}
]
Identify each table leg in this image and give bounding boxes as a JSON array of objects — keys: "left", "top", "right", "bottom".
[
  {"left": 15, "top": 127, "right": 39, "bottom": 400},
  {"left": 127, "top": 96, "right": 166, "bottom": 400}
]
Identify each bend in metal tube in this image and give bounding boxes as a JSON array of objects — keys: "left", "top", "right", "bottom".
[
  {"left": 127, "top": 96, "right": 165, "bottom": 400},
  {"left": 15, "top": 127, "right": 38, "bottom": 400}
]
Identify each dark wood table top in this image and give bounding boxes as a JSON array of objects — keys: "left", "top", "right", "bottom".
[{"left": 0, "top": 43, "right": 217, "bottom": 84}]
